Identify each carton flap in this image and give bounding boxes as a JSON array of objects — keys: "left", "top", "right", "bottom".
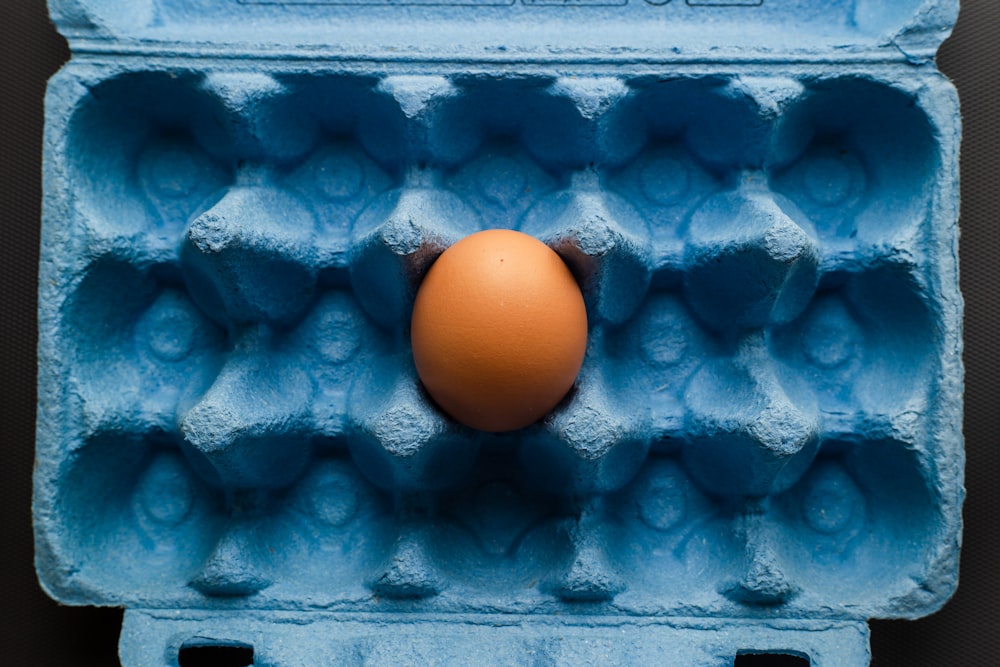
[{"left": 49, "top": 0, "right": 958, "bottom": 62}]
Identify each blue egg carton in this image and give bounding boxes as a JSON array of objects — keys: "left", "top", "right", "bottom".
[{"left": 36, "top": 1, "right": 963, "bottom": 665}]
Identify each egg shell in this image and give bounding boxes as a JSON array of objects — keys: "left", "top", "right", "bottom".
[{"left": 411, "top": 229, "right": 588, "bottom": 432}]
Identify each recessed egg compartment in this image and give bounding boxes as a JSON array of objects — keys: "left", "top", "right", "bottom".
[{"left": 37, "top": 60, "right": 961, "bottom": 666}]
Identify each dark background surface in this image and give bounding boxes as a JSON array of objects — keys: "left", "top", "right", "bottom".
[{"left": 2, "top": 1, "right": 996, "bottom": 665}]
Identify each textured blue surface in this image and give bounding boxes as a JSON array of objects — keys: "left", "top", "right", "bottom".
[{"left": 36, "top": 1, "right": 963, "bottom": 665}]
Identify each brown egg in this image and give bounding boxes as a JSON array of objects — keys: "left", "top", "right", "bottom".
[{"left": 411, "top": 229, "right": 588, "bottom": 432}]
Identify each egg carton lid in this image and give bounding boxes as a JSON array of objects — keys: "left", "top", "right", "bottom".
[{"left": 50, "top": 0, "right": 957, "bottom": 65}]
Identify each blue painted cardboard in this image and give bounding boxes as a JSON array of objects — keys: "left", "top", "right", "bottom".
[{"left": 36, "top": 1, "right": 963, "bottom": 665}]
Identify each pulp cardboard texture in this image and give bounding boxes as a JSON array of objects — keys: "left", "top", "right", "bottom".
[{"left": 36, "top": 1, "right": 963, "bottom": 665}]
